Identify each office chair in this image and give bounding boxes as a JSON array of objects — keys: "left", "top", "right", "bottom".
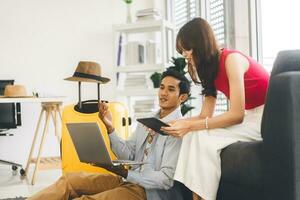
[{"left": 0, "top": 80, "right": 25, "bottom": 176}]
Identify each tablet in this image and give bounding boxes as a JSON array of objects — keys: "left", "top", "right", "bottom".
[{"left": 137, "top": 117, "right": 170, "bottom": 136}]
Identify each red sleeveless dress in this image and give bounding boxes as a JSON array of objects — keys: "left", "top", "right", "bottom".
[{"left": 214, "top": 48, "right": 270, "bottom": 110}]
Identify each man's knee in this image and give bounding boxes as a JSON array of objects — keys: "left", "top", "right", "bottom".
[
  {"left": 64, "top": 172, "right": 107, "bottom": 184},
  {"left": 63, "top": 172, "right": 82, "bottom": 184}
]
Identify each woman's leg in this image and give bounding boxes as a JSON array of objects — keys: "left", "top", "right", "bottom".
[
  {"left": 174, "top": 130, "right": 233, "bottom": 200},
  {"left": 175, "top": 109, "right": 263, "bottom": 200}
]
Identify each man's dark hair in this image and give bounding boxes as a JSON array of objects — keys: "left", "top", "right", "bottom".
[{"left": 161, "top": 69, "right": 191, "bottom": 96}]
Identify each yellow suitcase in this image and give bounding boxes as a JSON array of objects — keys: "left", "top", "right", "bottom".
[{"left": 61, "top": 82, "right": 130, "bottom": 174}]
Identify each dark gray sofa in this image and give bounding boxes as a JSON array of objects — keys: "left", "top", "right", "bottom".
[
  {"left": 216, "top": 49, "right": 300, "bottom": 200},
  {"left": 180, "top": 49, "right": 300, "bottom": 200}
]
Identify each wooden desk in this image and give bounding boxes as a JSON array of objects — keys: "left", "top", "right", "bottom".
[{"left": 0, "top": 97, "right": 65, "bottom": 185}]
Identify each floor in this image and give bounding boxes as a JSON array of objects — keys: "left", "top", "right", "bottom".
[{"left": 0, "top": 164, "right": 62, "bottom": 198}]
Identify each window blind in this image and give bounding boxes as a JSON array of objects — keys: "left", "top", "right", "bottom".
[
  {"left": 208, "top": 0, "right": 228, "bottom": 113},
  {"left": 174, "top": 0, "right": 228, "bottom": 114},
  {"left": 175, "top": 0, "right": 198, "bottom": 31}
]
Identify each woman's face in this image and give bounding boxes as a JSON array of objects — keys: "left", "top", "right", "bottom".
[
  {"left": 180, "top": 48, "right": 199, "bottom": 82},
  {"left": 181, "top": 49, "right": 195, "bottom": 67}
]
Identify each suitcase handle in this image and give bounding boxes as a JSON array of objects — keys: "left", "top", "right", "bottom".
[
  {"left": 122, "top": 117, "right": 126, "bottom": 126},
  {"left": 78, "top": 82, "right": 101, "bottom": 109},
  {"left": 74, "top": 100, "right": 109, "bottom": 114},
  {"left": 121, "top": 117, "right": 132, "bottom": 126},
  {"left": 74, "top": 100, "right": 99, "bottom": 114}
]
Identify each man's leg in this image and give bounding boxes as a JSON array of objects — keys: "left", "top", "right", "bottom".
[
  {"left": 28, "top": 172, "right": 123, "bottom": 200},
  {"left": 74, "top": 182, "right": 146, "bottom": 200},
  {"left": 28, "top": 174, "right": 76, "bottom": 200}
]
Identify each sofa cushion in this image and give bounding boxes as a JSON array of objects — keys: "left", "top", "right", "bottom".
[
  {"left": 271, "top": 49, "right": 300, "bottom": 77},
  {"left": 220, "top": 141, "right": 263, "bottom": 188}
]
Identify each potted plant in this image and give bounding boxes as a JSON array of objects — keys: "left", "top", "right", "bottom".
[
  {"left": 169, "top": 57, "right": 187, "bottom": 75},
  {"left": 150, "top": 72, "right": 162, "bottom": 88},
  {"left": 123, "top": 0, "right": 133, "bottom": 23},
  {"left": 181, "top": 103, "right": 195, "bottom": 116}
]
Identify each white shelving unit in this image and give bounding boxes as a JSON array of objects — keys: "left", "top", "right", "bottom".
[
  {"left": 113, "top": 19, "right": 175, "bottom": 119},
  {"left": 113, "top": 19, "right": 174, "bottom": 34}
]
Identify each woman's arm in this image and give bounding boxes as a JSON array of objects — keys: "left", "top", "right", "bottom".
[
  {"left": 162, "top": 53, "right": 249, "bottom": 136},
  {"left": 199, "top": 96, "right": 217, "bottom": 118},
  {"left": 180, "top": 96, "right": 216, "bottom": 122},
  {"left": 190, "top": 53, "right": 249, "bottom": 130}
]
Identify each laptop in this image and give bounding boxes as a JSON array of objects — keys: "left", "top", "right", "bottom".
[{"left": 66, "top": 122, "right": 146, "bottom": 167}]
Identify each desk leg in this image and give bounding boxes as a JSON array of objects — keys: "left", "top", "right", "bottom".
[
  {"left": 25, "top": 102, "right": 62, "bottom": 185},
  {"left": 25, "top": 109, "right": 45, "bottom": 177},
  {"left": 51, "top": 112, "right": 60, "bottom": 143},
  {"left": 31, "top": 110, "right": 51, "bottom": 185},
  {"left": 58, "top": 106, "right": 62, "bottom": 120}
]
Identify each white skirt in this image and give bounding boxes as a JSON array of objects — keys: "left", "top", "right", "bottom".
[{"left": 174, "top": 105, "right": 264, "bottom": 200}]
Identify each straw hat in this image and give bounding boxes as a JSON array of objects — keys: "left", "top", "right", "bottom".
[
  {"left": 3, "top": 85, "right": 30, "bottom": 97},
  {"left": 64, "top": 61, "right": 110, "bottom": 84}
]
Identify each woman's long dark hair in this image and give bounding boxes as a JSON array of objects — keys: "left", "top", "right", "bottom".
[{"left": 176, "top": 17, "right": 220, "bottom": 97}]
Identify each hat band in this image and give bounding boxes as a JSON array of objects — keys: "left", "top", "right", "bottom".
[{"left": 73, "top": 72, "right": 102, "bottom": 81}]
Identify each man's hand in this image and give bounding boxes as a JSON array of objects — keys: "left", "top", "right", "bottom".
[
  {"left": 100, "top": 164, "right": 128, "bottom": 178},
  {"left": 98, "top": 101, "right": 115, "bottom": 134}
]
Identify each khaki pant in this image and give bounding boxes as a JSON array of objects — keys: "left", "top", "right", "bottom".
[{"left": 28, "top": 172, "right": 146, "bottom": 200}]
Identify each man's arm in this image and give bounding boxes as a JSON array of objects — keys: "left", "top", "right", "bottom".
[
  {"left": 100, "top": 164, "right": 128, "bottom": 178},
  {"left": 99, "top": 101, "right": 136, "bottom": 160},
  {"left": 108, "top": 129, "right": 137, "bottom": 160},
  {"left": 126, "top": 136, "right": 181, "bottom": 190}
]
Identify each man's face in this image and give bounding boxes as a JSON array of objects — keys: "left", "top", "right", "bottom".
[{"left": 158, "top": 76, "right": 182, "bottom": 110}]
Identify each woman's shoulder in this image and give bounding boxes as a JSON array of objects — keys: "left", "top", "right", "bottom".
[
  {"left": 221, "top": 48, "right": 244, "bottom": 56},
  {"left": 220, "top": 48, "right": 242, "bottom": 66},
  {"left": 221, "top": 49, "right": 250, "bottom": 75},
  {"left": 221, "top": 48, "right": 249, "bottom": 63}
]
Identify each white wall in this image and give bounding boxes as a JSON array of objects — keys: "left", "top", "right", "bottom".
[{"left": 0, "top": 0, "right": 152, "bottom": 165}]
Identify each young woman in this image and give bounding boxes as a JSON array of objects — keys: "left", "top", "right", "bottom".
[{"left": 161, "top": 17, "right": 270, "bottom": 200}]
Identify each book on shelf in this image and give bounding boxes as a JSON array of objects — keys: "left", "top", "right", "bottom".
[
  {"left": 136, "top": 15, "right": 161, "bottom": 21},
  {"left": 133, "top": 97, "right": 159, "bottom": 118},
  {"left": 116, "top": 34, "right": 123, "bottom": 82},
  {"left": 134, "top": 99, "right": 156, "bottom": 105},
  {"left": 145, "top": 40, "right": 157, "bottom": 64},
  {"left": 124, "top": 87, "right": 149, "bottom": 91},
  {"left": 125, "top": 81, "right": 146, "bottom": 85},
  {"left": 135, "top": 8, "right": 161, "bottom": 17},
  {"left": 126, "top": 74, "right": 148, "bottom": 83},
  {"left": 133, "top": 104, "right": 154, "bottom": 109},
  {"left": 134, "top": 109, "right": 158, "bottom": 118},
  {"left": 125, "top": 79, "right": 147, "bottom": 84},
  {"left": 122, "top": 40, "right": 159, "bottom": 66},
  {"left": 125, "top": 41, "right": 145, "bottom": 65},
  {"left": 136, "top": 8, "right": 162, "bottom": 22},
  {"left": 118, "top": 73, "right": 150, "bottom": 90}
]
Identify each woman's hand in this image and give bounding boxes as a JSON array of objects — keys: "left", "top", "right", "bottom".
[{"left": 161, "top": 120, "right": 191, "bottom": 138}]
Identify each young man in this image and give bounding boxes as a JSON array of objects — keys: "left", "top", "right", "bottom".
[{"left": 28, "top": 69, "right": 191, "bottom": 200}]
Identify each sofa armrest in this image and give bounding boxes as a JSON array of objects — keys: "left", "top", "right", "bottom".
[{"left": 262, "top": 72, "right": 300, "bottom": 200}]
